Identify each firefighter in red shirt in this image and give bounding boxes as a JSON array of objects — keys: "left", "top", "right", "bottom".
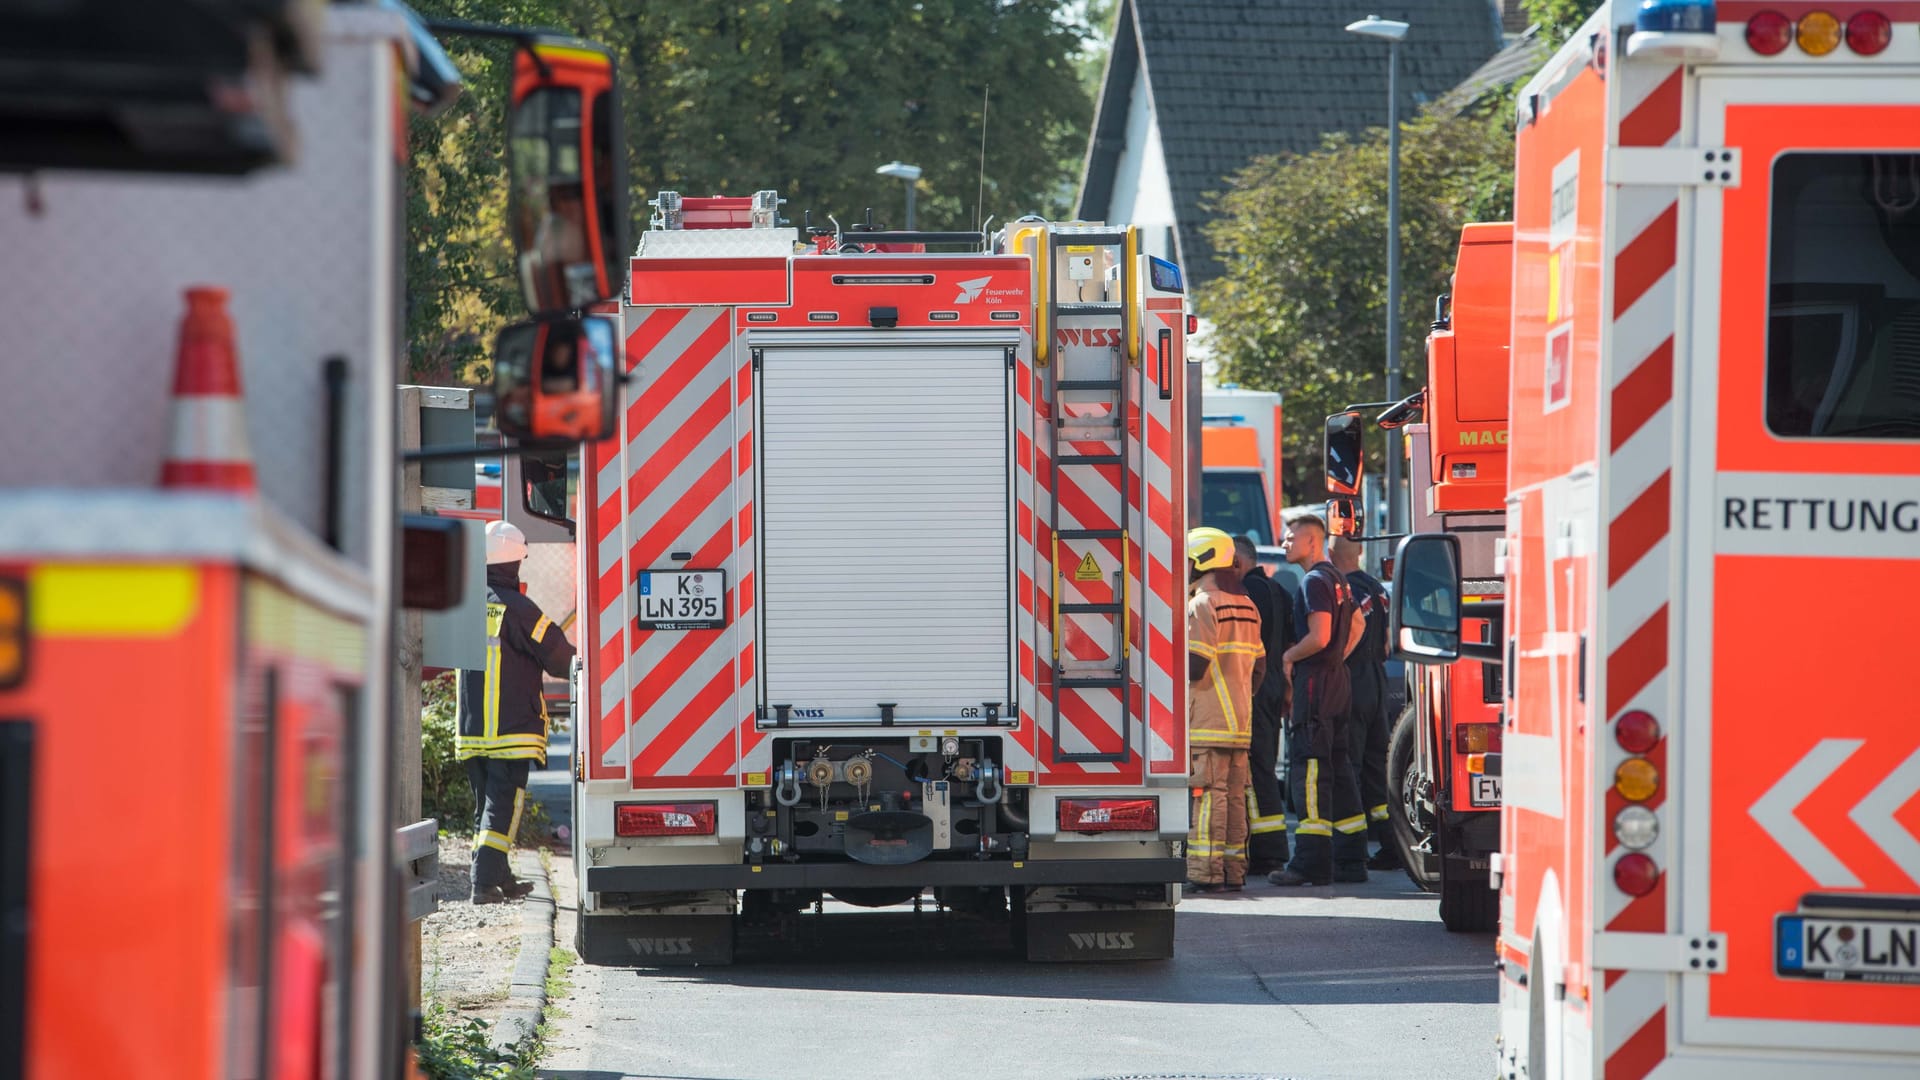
[{"left": 1185, "top": 527, "right": 1267, "bottom": 894}]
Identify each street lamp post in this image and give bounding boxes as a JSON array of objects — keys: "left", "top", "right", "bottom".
[
  {"left": 875, "top": 160, "right": 922, "bottom": 230},
  {"left": 1345, "top": 14, "right": 1410, "bottom": 538}
]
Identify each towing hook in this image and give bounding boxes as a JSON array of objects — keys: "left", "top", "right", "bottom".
[
  {"left": 775, "top": 762, "right": 804, "bottom": 807},
  {"left": 976, "top": 761, "right": 1002, "bottom": 805}
]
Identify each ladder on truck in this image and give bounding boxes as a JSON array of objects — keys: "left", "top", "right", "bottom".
[{"left": 1042, "top": 225, "right": 1139, "bottom": 765}]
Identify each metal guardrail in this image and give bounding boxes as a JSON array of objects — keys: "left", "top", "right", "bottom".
[{"left": 397, "top": 818, "right": 440, "bottom": 922}]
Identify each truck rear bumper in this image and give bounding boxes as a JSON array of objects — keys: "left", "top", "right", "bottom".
[{"left": 587, "top": 856, "right": 1186, "bottom": 893}]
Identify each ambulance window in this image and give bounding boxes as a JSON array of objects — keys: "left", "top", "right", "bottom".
[{"left": 1765, "top": 153, "right": 1920, "bottom": 439}]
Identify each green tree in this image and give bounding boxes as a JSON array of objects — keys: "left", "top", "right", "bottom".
[
  {"left": 1524, "top": 0, "right": 1606, "bottom": 43},
  {"left": 1197, "top": 106, "right": 1516, "bottom": 503},
  {"left": 403, "top": 0, "right": 1094, "bottom": 381}
]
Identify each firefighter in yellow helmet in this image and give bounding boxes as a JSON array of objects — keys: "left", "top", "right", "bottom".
[
  {"left": 1184, "top": 526, "right": 1266, "bottom": 893},
  {"left": 456, "top": 521, "right": 576, "bottom": 903}
]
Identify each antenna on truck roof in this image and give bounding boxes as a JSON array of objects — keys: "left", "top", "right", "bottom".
[{"left": 975, "top": 83, "right": 990, "bottom": 233}]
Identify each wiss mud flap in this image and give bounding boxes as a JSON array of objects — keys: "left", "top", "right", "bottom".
[
  {"left": 577, "top": 914, "right": 735, "bottom": 967},
  {"left": 1021, "top": 907, "right": 1175, "bottom": 962}
]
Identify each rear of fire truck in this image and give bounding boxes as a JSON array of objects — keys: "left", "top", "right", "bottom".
[{"left": 569, "top": 198, "right": 1194, "bottom": 964}]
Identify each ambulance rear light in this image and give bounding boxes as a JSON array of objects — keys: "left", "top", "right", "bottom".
[
  {"left": 1844, "top": 9, "right": 1890, "bottom": 53},
  {"left": 1613, "top": 852, "right": 1661, "bottom": 897},
  {"left": 1057, "top": 797, "right": 1159, "bottom": 833},
  {"left": 1614, "top": 805, "right": 1659, "bottom": 851},
  {"left": 1796, "top": 9, "right": 1843, "bottom": 53},
  {"left": 1455, "top": 722, "right": 1502, "bottom": 754},
  {"left": 1614, "top": 709, "right": 1660, "bottom": 754},
  {"left": 1745, "top": 10, "right": 1792, "bottom": 53},
  {"left": 1614, "top": 758, "right": 1660, "bottom": 803},
  {"left": 614, "top": 801, "right": 717, "bottom": 837}
]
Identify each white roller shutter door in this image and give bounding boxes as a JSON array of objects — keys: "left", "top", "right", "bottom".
[{"left": 758, "top": 344, "right": 1012, "bottom": 723}]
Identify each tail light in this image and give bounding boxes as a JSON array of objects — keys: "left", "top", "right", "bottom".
[
  {"left": 1455, "top": 722, "right": 1502, "bottom": 754},
  {"left": 1057, "top": 797, "right": 1159, "bottom": 833},
  {"left": 0, "top": 576, "right": 25, "bottom": 689},
  {"left": 1614, "top": 758, "right": 1660, "bottom": 802},
  {"left": 615, "top": 801, "right": 717, "bottom": 837},
  {"left": 1796, "top": 10, "right": 1842, "bottom": 53},
  {"left": 1845, "top": 9, "right": 1891, "bottom": 53},
  {"left": 1614, "top": 806, "right": 1659, "bottom": 850},
  {"left": 1613, "top": 709, "right": 1661, "bottom": 753},
  {"left": 1745, "top": 10, "right": 1793, "bottom": 53},
  {"left": 1613, "top": 852, "right": 1660, "bottom": 896}
]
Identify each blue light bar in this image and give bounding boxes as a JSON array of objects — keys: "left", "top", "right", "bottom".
[{"left": 1635, "top": 0, "right": 1715, "bottom": 33}]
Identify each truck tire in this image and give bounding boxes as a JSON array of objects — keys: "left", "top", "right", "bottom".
[{"left": 1386, "top": 705, "right": 1437, "bottom": 893}]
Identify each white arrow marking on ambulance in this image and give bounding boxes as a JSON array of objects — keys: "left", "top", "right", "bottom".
[
  {"left": 1847, "top": 746, "right": 1920, "bottom": 889},
  {"left": 1750, "top": 738, "right": 1863, "bottom": 889}
]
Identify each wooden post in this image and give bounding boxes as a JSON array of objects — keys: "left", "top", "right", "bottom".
[{"left": 395, "top": 386, "right": 425, "bottom": 1011}]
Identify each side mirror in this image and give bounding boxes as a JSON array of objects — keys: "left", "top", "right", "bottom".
[
  {"left": 1388, "top": 533, "right": 1462, "bottom": 663},
  {"left": 507, "top": 40, "right": 629, "bottom": 317},
  {"left": 493, "top": 316, "right": 621, "bottom": 446},
  {"left": 1324, "top": 409, "right": 1366, "bottom": 496},
  {"left": 1326, "top": 496, "right": 1360, "bottom": 538}
]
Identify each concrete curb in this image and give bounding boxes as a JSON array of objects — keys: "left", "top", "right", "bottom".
[{"left": 489, "top": 850, "right": 555, "bottom": 1053}]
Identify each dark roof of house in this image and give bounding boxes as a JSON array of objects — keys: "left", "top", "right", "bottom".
[{"left": 1077, "top": 0, "right": 1505, "bottom": 285}]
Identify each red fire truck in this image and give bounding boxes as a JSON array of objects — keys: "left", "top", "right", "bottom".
[
  {"left": 1386, "top": 0, "right": 1920, "bottom": 1073},
  {"left": 567, "top": 200, "right": 1195, "bottom": 964},
  {"left": 1329, "top": 223, "right": 1514, "bottom": 931}
]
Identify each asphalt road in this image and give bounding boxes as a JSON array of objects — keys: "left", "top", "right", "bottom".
[{"left": 538, "top": 853, "right": 1498, "bottom": 1080}]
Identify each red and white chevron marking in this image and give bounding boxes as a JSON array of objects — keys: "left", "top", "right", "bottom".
[
  {"left": 589, "top": 307, "right": 743, "bottom": 788},
  {"left": 1601, "top": 61, "right": 1684, "bottom": 1080}
]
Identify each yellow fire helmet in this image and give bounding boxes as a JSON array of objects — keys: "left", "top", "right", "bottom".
[{"left": 1187, "top": 526, "right": 1235, "bottom": 573}]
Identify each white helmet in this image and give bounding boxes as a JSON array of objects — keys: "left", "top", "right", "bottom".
[{"left": 485, "top": 520, "right": 528, "bottom": 565}]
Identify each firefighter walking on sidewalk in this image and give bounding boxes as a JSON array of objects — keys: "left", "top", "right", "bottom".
[
  {"left": 1184, "top": 527, "right": 1267, "bottom": 894},
  {"left": 458, "top": 521, "right": 577, "bottom": 904}
]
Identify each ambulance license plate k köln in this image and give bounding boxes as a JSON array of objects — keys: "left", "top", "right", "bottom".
[
  {"left": 1776, "top": 914, "right": 1920, "bottom": 985},
  {"left": 638, "top": 569, "right": 725, "bottom": 630}
]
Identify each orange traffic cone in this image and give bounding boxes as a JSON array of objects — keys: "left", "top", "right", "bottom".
[{"left": 160, "top": 286, "right": 256, "bottom": 493}]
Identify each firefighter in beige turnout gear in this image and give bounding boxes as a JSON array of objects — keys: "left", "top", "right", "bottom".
[
  {"left": 1184, "top": 527, "right": 1267, "bottom": 893},
  {"left": 457, "top": 521, "right": 576, "bottom": 904}
]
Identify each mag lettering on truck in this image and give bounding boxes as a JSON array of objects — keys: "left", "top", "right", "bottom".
[
  {"left": 566, "top": 198, "right": 1195, "bottom": 965},
  {"left": 1384, "top": 0, "right": 1920, "bottom": 1075}
]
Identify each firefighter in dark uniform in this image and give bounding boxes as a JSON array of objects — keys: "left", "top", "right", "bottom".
[
  {"left": 1233, "top": 535, "right": 1296, "bottom": 874},
  {"left": 1268, "top": 514, "right": 1370, "bottom": 887},
  {"left": 1331, "top": 535, "right": 1398, "bottom": 871},
  {"left": 457, "top": 521, "right": 576, "bottom": 904}
]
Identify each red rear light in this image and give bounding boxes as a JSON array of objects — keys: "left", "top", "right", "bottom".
[
  {"left": 614, "top": 801, "right": 717, "bottom": 837},
  {"left": 1614, "top": 709, "right": 1661, "bottom": 754},
  {"left": 1613, "top": 852, "right": 1661, "bottom": 897},
  {"left": 1454, "top": 722, "right": 1502, "bottom": 754},
  {"left": 1186, "top": 314, "right": 1199, "bottom": 334},
  {"left": 1745, "top": 10, "right": 1793, "bottom": 53},
  {"left": 1057, "top": 797, "right": 1159, "bottom": 833},
  {"left": 1846, "top": 10, "right": 1891, "bottom": 53}
]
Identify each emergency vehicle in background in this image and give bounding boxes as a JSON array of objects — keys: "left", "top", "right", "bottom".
[
  {"left": 1384, "top": 0, "right": 1920, "bottom": 1074},
  {"left": 1325, "top": 223, "right": 1513, "bottom": 932},
  {"left": 1200, "top": 386, "right": 1284, "bottom": 558},
  {"left": 0, "top": 5, "right": 627, "bottom": 1076},
  {"left": 567, "top": 198, "right": 1195, "bottom": 964}
]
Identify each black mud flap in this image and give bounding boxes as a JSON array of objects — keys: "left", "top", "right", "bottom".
[
  {"left": 1022, "top": 907, "right": 1174, "bottom": 963},
  {"left": 578, "top": 913, "right": 735, "bottom": 967}
]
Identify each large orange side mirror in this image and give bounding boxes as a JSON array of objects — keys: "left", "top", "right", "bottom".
[
  {"left": 507, "top": 39, "right": 628, "bottom": 317},
  {"left": 493, "top": 315, "right": 620, "bottom": 446}
]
